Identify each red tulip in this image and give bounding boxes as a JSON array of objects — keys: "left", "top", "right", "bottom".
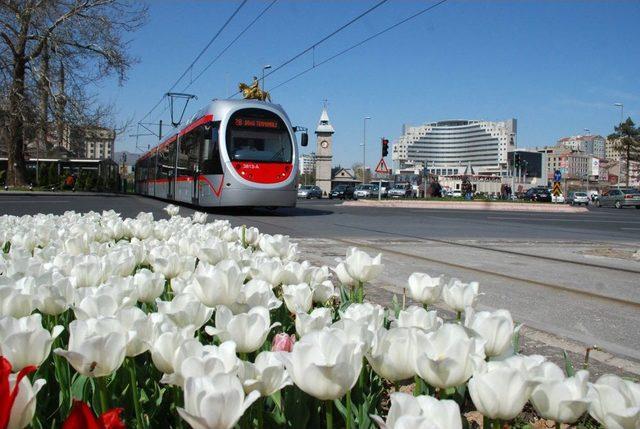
[
  {"left": 62, "top": 400, "right": 125, "bottom": 429},
  {"left": 271, "top": 332, "right": 296, "bottom": 352},
  {"left": 0, "top": 356, "right": 37, "bottom": 429}
]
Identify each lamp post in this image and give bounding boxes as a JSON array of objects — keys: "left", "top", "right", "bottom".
[
  {"left": 584, "top": 128, "right": 590, "bottom": 136},
  {"left": 614, "top": 103, "right": 624, "bottom": 124},
  {"left": 261, "top": 64, "right": 272, "bottom": 91},
  {"left": 361, "top": 117, "right": 371, "bottom": 184}
]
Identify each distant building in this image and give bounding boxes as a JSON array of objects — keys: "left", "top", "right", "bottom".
[
  {"left": 299, "top": 153, "right": 316, "bottom": 175},
  {"left": 78, "top": 126, "right": 115, "bottom": 160},
  {"left": 557, "top": 135, "right": 605, "bottom": 158},
  {"left": 393, "top": 119, "right": 516, "bottom": 176},
  {"left": 543, "top": 147, "right": 594, "bottom": 180}
]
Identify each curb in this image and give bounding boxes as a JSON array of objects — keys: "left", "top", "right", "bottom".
[{"left": 343, "top": 200, "right": 589, "bottom": 213}]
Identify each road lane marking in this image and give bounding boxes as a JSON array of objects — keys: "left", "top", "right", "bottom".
[
  {"left": 488, "top": 216, "right": 640, "bottom": 224},
  {"left": 0, "top": 200, "right": 70, "bottom": 203}
]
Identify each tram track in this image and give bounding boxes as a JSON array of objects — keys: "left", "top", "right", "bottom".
[{"left": 239, "top": 212, "right": 640, "bottom": 309}]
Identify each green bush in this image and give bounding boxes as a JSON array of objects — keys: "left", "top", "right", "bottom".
[{"left": 48, "top": 163, "right": 58, "bottom": 188}]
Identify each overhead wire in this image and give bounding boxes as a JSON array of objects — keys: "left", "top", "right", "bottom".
[
  {"left": 229, "top": 0, "right": 391, "bottom": 98},
  {"left": 269, "top": 0, "right": 449, "bottom": 93},
  {"left": 138, "top": 0, "right": 248, "bottom": 123}
]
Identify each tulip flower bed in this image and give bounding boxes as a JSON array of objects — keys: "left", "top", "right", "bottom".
[{"left": 1, "top": 205, "right": 638, "bottom": 429}]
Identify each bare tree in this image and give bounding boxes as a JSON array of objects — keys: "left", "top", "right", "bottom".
[{"left": 0, "top": 0, "right": 147, "bottom": 186}]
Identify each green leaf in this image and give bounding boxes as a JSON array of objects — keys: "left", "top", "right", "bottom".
[
  {"left": 2, "top": 241, "right": 10, "bottom": 253},
  {"left": 271, "top": 390, "right": 282, "bottom": 412},
  {"left": 71, "top": 374, "right": 90, "bottom": 402},
  {"left": 563, "top": 350, "right": 575, "bottom": 377}
]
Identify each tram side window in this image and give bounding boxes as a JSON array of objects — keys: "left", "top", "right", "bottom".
[
  {"left": 147, "top": 154, "right": 157, "bottom": 180},
  {"left": 158, "top": 141, "right": 175, "bottom": 179},
  {"left": 201, "top": 121, "right": 222, "bottom": 174},
  {"left": 179, "top": 128, "right": 202, "bottom": 176}
]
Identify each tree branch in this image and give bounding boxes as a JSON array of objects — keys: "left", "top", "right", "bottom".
[{"left": 0, "top": 31, "right": 17, "bottom": 57}]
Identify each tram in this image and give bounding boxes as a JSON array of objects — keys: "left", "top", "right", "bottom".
[{"left": 134, "top": 99, "right": 307, "bottom": 207}]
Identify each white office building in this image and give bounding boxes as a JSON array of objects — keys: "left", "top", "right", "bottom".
[
  {"left": 392, "top": 119, "right": 516, "bottom": 175},
  {"left": 299, "top": 153, "right": 316, "bottom": 175}
]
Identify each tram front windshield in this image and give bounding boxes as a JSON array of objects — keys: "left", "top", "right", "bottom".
[{"left": 226, "top": 109, "right": 292, "bottom": 163}]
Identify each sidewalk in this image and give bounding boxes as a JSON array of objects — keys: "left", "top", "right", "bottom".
[{"left": 344, "top": 199, "right": 589, "bottom": 212}]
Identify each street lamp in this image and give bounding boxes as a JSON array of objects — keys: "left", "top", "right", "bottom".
[
  {"left": 361, "top": 117, "right": 371, "bottom": 184},
  {"left": 261, "top": 64, "right": 272, "bottom": 91},
  {"left": 614, "top": 103, "right": 624, "bottom": 124},
  {"left": 584, "top": 128, "right": 590, "bottom": 136}
]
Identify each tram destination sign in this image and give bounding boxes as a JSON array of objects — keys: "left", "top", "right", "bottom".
[{"left": 233, "top": 117, "right": 279, "bottom": 129}]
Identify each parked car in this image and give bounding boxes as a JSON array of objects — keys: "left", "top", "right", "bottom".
[
  {"left": 329, "top": 185, "right": 356, "bottom": 200},
  {"left": 446, "top": 190, "right": 462, "bottom": 198},
  {"left": 353, "top": 184, "right": 379, "bottom": 198},
  {"left": 566, "top": 191, "right": 589, "bottom": 206},
  {"left": 522, "top": 187, "right": 551, "bottom": 202},
  {"left": 297, "top": 185, "right": 323, "bottom": 199},
  {"left": 596, "top": 188, "right": 640, "bottom": 209},
  {"left": 388, "top": 183, "right": 413, "bottom": 198}
]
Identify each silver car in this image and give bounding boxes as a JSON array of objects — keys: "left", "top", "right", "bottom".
[
  {"left": 597, "top": 188, "right": 640, "bottom": 209},
  {"left": 567, "top": 191, "right": 589, "bottom": 206},
  {"left": 354, "top": 184, "right": 379, "bottom": 198},
  {"left": 297, "top": 185, "right": 323, "bottom": 199}
]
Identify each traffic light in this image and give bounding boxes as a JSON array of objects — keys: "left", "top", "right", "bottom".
[
  {"left": 514, "top": 153, "right": 521, "bottom": 168},
  {"left": 381, "top": 138, "right": 389, "bottom": 157}
]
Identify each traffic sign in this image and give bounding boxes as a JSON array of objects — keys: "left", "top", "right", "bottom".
[
  {"left": 553, "top": 170, "right": 562, "bottom": 182},
  {"left": 375, "top": 158, "right": 390, "bottom": 174},
  {"left": 552, "top": 181, "right": 562, "bottom": 196}
]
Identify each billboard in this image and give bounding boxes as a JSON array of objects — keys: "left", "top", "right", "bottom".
[{"left": 590, "top": 158, "right": 600, "bottom": 177}]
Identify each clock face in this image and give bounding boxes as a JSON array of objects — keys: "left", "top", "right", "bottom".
[{"left": 321, "top": 140, "right": 329, "bottom": 149}]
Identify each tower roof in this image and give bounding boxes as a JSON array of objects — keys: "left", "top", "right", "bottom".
[{"left": 315, "top": 107, "right": 335, "bottom": 134}]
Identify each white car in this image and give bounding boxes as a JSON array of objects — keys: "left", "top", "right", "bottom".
[{"left": 354, "top": 184, "right": 379, "bottom": 198}]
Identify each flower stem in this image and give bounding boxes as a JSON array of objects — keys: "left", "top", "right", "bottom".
[
  {"left": 492, "top": 419, "right": 502, "bottom": 429},
  {"left": 555, "top": 422, "right": 561, "bottom": 429},
  {"left": 456, "top": 310, "right": 462, "bottom": 321},
  {"left": 96, "top": 376, "right": 109, "bottom": 415},
  {"left": 423, "top": 303, "right": 429, "bottom": 312},
  {"left": 325, "top": 400, "right": 333, "bottom": 429},
  {"left": 357, "top": 281, "right": 364, "bottom": 303},
  {"left": 127, "top": 359, "right": 145, "bottom": 429},
  {"left": 256, "top": 397, "right": 263, "bottom": 428},
  {"left": 414, "top": 376, "right": 421, "bottom": 396},
  {"left": 346, "top": 390, "right": 352, "bottom": 429}
]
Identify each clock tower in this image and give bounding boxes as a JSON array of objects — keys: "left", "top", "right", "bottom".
[{"left": 314, "top": 105, "right": 334, "bottom": 196}]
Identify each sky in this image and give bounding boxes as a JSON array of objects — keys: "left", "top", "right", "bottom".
[{"left": 98, "top": 0, "right": 640, "bottom": 168}]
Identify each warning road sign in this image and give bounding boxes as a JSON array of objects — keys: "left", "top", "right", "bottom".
[
  {"left": 552, "top": 181, "right": 562, "bottom": 196},
  {"left": 375, "top": 158, "right": 390, "bottom": 174}
]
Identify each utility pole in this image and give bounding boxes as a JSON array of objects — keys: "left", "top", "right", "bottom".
[{"left": 362, "top": 117, "right": 371, "bottom": 184}]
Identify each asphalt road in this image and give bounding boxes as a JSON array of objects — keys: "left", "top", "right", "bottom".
[{"left": 2, "top": 193, "right": 640, "bottom": 371}]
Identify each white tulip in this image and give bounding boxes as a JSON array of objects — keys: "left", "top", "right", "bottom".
[
  {"left": 367, "top": 327, "right": 417, "bottom": 382},
  {"left": 0, "top": 286, "right": 38, "bottom": 318},
  {"left": 282, "top": 283, "right": 314, "bottom": 314},
  {"left": 192, "top": 211, "right": 208, "bottom": 224},
  {"left": 464, "top": 308, "right": 515, "bottom": 357},
  {"left": 333, "top": 261, "right": 356, "bottom": 286},
  {"left": 340, "top": 302, "right": 385, "bottom": 334},
  {"left": 35, "top": 276, "right": 74, "bottom": 316},
  {"left": 414, "top": 323, "right": 486, "bottom": 389},
  {"left": 54, "top": 318, "right": 127, "bottom": 377},
  {"left": 192, "top": 260, "right": 245, "bottom": 307},
  {"left": 73, "top": 293, "right": 122, "bottom": 320},
  {"left": 343, "top": 247, "right": 383, "bottom": 283},
  {"left": 150, "top": 328, "right": 196, "bottom": 374},
  {"left": 205, "top": 306, "right": 277, "bottom": 353},
  {"left": 197, "top": 238, "right": 228, "bottom": 265},
  {"left": 134, "top": 268, "right": 166, "bottom": 304},
  {"left": 238, "top": 351, "right": 292, "bottom": 396},
  {"left": 392, "top": 306, "right": 442, "bottom": 331},
  {"left": 178, "top": 373, "right": 260, "bottom": 429},
  {"left": 236, "top": 279, "right": 281, "bottom": 311},
  {"left": 530, "top": 369, "right": 590, "bottom": 423},
  {"left": 6, "top": 371, "right": 46, "bottom": 429},
  {"left": 149, "top": 245, "right": 195, "bottom": 279},
  {"left": 332, "top": 318, "right": 376, "bottom": 352},
  {"left": 312, "top": 280, "right": 337, "bottom": 304},
  {"left": 156, "top": 293, "right": 213, "bottom": 330},
  {"left": 498, "top": 354, "right": 547, "bottom": 380},
  {"left": 259, "top": 234, "right": 297, "bottom": 260},
  {"left": 372, "top": 392, "right": 462, "bottom": 429},
  {"left": 279, "top": 327, "right": 364, "bottom": 400},
  {"left": 295, "top": 307, "right": 333, "bottom": 337},
  {"left": 116, "top": 307, "right": 152, "bottom": 357},
  {"left": 249, "top": 257, "right": 285, "bottom": 287},
  {"left": 164, "top": 204, "right": 180, "bottom": 217},
  {"left": 281, "top": 261, "right": 312, "bottom": 285},
  {"left": 305, "top": 265, "right": 330, "bottom": 287},
  {"left": 407, "top": 273, "right": 443, "bottom": 305},
  {"left": 69, "top": 255, "right": 104, "bottom": 288},
  {"left": 0, "top": 314, "right": 64, "bottom": 371},
  {"left": 587, "top": 374, "right": 640, "bottom": 429},
  {"left": 442, "top": 279, "right": 479, "bottom": 312},
  {"left": 468, "top": 361, "right": 534, "bottom": 421}
]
